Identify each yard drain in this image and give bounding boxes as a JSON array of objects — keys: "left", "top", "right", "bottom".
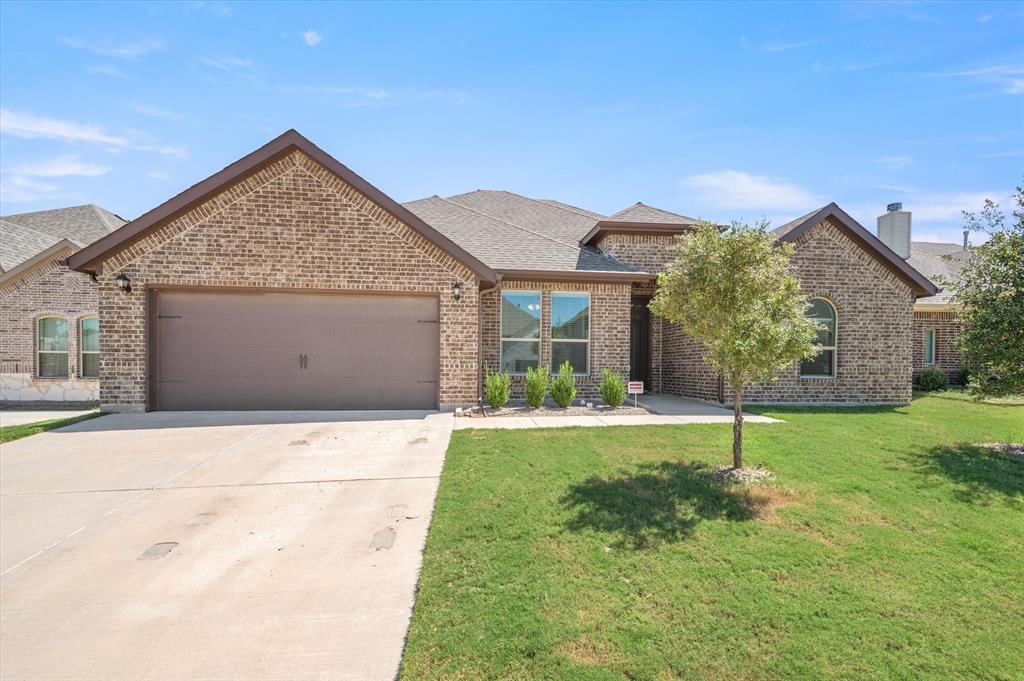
[
  {"left": 185, "top": 512, "right": 216, "bottom": 527},
  {"left": 138, "top": 542, "right": 178, "bottom": 561}
]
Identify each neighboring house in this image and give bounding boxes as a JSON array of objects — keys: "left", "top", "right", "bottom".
[
  {"left": 65, "top": 130, "right": 938, "bottom": 412},
  {"left": 0, "top": 205, "right": 126, "bottom": 403}
]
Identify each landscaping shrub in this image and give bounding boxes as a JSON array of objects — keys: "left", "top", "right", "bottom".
[
  {"left": 524, "top": 365, "right": 549, "bottom": 408},
  {"left": 953, "top": 367, "right": 970, "bottom": 386},
  {"left": 484, "top": 368, "right": 511, "bottom": 409},
  {"left": 550, "top": 361, "right": 577, "bottom": 408},
  {"left": 599, "top": 369, "right": 626, "bottom": 407},
  {"left": 917, "top": 368, "right": 949, "bottom": 391}
]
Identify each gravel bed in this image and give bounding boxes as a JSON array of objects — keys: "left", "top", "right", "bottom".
[
  {"left": 464, "top": 399, "right": 650, "bottom": 418},
  {"left": 980, "top": 442, "right": 1024, "bottom": 460}
]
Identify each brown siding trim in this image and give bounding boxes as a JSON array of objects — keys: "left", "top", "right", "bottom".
[
  {"left": 580, "top": 222, "right": 696, "bottom": 247},
  {"left": 67, "top": 130, "right": 498, "bottom": 284},
  {"left": 497, "top": 269, "right": 656, "bottom": 283}
]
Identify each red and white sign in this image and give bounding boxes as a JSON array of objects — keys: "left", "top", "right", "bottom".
[{"left": 627, "top": 381, "right": 644, "bottom": 395}]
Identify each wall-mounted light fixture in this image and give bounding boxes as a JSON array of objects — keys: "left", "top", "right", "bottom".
[
  {"left": 452, "top": 281, "right": 464, "bottom": 302},
  {"left": 114, "top": 273, "right": 132, "bottom": 294}
]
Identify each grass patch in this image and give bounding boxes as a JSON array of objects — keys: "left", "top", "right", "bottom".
[
  {"left": 0, "top": 411, "right": 104, "bottom": 443},
  {"left": 402, "top": 394, "right": 1023, "bottom": 680}
]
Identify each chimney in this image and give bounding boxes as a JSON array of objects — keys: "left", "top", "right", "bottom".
[
  {"left": 963, "top": 230, "right": 969, "bottom": 249},
  {"left": 877, "top": 202, "right": 911, "bottom": 259}
]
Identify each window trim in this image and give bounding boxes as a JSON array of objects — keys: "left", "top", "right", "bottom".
[
  {"left": 499, "top": 290, "right": 542, "bottom": 375},
  {"left": 924, "top": 328, "right": 936, "bottom": 365},
  {"left": 551, "top": 291, "right": 591, "bottom": 376},
  {"left": 800, "top": 298, "right": 837, "bottom": 378},
  {"left": 36, "top": 315, "right": 70, "bottom": 379},
  {"left": 80, "top": 315, "right": 99, "bottom": 379}
]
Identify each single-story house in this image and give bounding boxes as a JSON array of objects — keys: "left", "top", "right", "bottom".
[
  {"left": 62, "top": 130, "right": 939, "bottom": 412},
  {"left": 0, "top": 205, "right": 126, "bottom": 403}
]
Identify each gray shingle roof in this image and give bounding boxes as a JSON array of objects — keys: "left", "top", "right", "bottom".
[
  {"left": 611, "top": 202, "right": 697, "bottom": 224},
  {"left": 908, "top": 242, "right": 968, "bottom": 305},
  {"left": 0, "top": 204, "right": 126, "bottom": 273}
]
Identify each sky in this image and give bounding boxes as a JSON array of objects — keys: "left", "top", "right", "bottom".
[{"left": 1, "top": 1, "right": 1021, "bottom": 244}]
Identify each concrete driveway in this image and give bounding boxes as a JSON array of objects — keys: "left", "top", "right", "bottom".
[{"left": 0, "top": 410, "right": 453, "bottom": 681}]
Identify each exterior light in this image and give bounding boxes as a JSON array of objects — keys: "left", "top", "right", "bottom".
[
  {"left": 115, "top": 273, "right": 132, "bottom": 294},
  {"left": 452, "top": 281, "right": 464, "bottom": 301}
]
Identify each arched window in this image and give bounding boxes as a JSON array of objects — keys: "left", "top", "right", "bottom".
[
  {"left": 37, "top": 316, "right": 69, "bottom": 378},
  {"left": 801, "top": 299, "right": 836, "bottom": 377},
  {"left": 80, "top": 316, "right": 99, "bottom": 378}
]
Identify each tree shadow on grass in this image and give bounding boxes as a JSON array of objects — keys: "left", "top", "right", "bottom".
[
  {"left": 560, "top": 461, "right": 763, "bottom": 549},
  {"left": 912, "top": 443, "right": 1023, "bottom": 504}
]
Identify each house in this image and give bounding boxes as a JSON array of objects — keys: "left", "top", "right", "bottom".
[
  {"left": 65, "top": 130, "right": 939, "bottom": 412},
  {"left": 0, "top": 205, "right": 126, "bottom": 403}
]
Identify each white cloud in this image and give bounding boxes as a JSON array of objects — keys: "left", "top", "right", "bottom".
[
  {"left": 302, "top": 30, "right": 323, "bottom": 47},
  {"left": 59, "top": 37, "right": 163, "bottom": 60},
  {"left": 133, "top": 103, "right": 185, "bottom": 119},
  {"left": 977, "top": 13, "right": 995, "bottom": 22},
  {"left": 875, "top": 155, "right": 912, "bottom": 171},
  {"left": 0, "top": 109, "right": 187, "bottom": 157},
  {"left": 185, "top": 1, "right": 232, "bottom": 17},
  {"left": 929, "top": 63, "right": 1024, "bottom": 95},
  {"left": 87, "top": 64, "right": 131, "bottom": 79},
  {"left": 740, "top": 35, "right": 822, "bottom": 53},
  {"left": 0, "top": 175, "right": 62, "bottom": 203},
  {"left": 281, "top": 84, "right": 470, "bottom": 108},
  {"left": 680, "top": 170, "right": 823, "bottom": 211},
  {"left": 196, "top": 56, "right": 261, "bottom": 85},
  {"left": 200, "top": 55, "right": 254, "bottom": 70},
  {"left": 979, "top": 148, "right": 1024, "bottom": 158},
  {"left": 9, "top": 154, "right": 110, "bottom": 177}
]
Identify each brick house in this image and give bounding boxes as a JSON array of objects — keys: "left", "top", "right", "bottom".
[
  {"left": 1, "top": 205, "right": 125, "bottom": 403},
  {"left": 62, "top": 130, "right": 939, "bottom": 412}
]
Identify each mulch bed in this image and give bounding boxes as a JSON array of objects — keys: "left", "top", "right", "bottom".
[{"left": 465, "top": 399, "right": 650, "bottom": 418}]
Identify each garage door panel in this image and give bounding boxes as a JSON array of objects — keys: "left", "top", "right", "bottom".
[{"left": 154, "top": 291, "right": 439, "bottom": 410}]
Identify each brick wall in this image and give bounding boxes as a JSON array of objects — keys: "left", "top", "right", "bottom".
[
  {"left": 912, "top": 309, "right": 964, "bottom": 384},
  {"left": 95, "top": 150, "right": 479, "bottom": 410},
  {"left": 0, "top": 257, "right": 100, "bottom": 402},
  {"left": 480, "top": 279, "right": 630, "bottom": 399}
]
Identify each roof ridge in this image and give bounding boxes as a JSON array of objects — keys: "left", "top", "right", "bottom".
[
  {"left": 87, "top": 204, "right": 119, "bottom": 233},
  {"left": 522, "top": 194, "right": 604, "bottom": 221},
  {"left": 438, "top": 194, "right": 589, "bottom": 253}
]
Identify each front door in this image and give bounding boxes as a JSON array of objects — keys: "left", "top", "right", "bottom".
[{"left": 630, "top": 296, "right": 650, "bottom": 387}]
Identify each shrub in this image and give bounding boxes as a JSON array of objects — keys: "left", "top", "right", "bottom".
[
  {"left": 550, "top": 361, "right": 577, "bottom": 408},
  {"left": 952, "top": 367, "right": 970, "bottom": 386},
  {"left": 917, "top": 368, "right": 948, "bottom": 392},
  {"left": 484, "top": 368, "right": 511, "bottom": 409},
  {"left": 524, "top": 365, "right": 549, "bottom": 408},
  {"left": 599, "top": 369, "right": 626, "bottom": 407}
]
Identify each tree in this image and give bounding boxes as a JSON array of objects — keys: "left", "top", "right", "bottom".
[
  {"left": 650, "top": 221, "right": 820, "bottom": 469},
  {"left": 954, "top": 185, "right": 1024, "bottom": 399}
]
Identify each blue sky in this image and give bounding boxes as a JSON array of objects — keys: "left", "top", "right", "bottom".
[{"left": 1, "top": 1, "right": 1021, "bottom": 243}]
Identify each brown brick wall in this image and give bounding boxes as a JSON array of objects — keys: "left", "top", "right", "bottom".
[
  {"left": 912, "top": 309, "right": 964, "bottom": 384},
  {"left": 95, "top": 150, "right": 479, "bottom": 410},
  {"left": 0, "top": 257, "right": 99, "bottom": 379},
  {"left": 480, "top": 279, "right": 630, "bottom": 399}
]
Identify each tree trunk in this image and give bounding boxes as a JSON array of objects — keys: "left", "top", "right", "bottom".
[{"left": 732, "top": 385, "right": 743, "bottom": 469}]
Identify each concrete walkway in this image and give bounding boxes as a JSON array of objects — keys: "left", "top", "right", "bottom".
[
  {"left": 453, "top": 394, "right": 780, "bottom": 429},
  {"left": 0, "top": 408, "right": 97, "bottom": 428}
]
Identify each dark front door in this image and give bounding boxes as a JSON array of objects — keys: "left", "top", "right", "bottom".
[{"left": 630, "top": 296, "right": 651, "bottom": 387}]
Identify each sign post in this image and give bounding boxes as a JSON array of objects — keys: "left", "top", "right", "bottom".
[{"left": 627, "top": 380, "right": 644, "bottom": 407}]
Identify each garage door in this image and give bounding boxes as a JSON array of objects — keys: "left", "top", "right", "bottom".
[{"left": 152, "top": 291, "right": 439, "bottom": 410}]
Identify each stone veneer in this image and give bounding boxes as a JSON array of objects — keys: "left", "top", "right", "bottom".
[
  {"left": 95, "top": 149, "right": 479, "bottom": 411},
  {"left": 480, "top": 279, "right": 631, "bottom": 399},
  {"left": 0, "top": 257, "right": 100, "bottom": 403},
  {"left": 912, "top": 309, "right": 964, "bottom": 384}
]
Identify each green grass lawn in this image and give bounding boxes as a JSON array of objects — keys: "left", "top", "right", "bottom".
[
  {"left": 401, "top": 393, "right": 1023, "bottom": 680},
  {"left": 0, "top": 411, "right": 103, "bottom": 443}
]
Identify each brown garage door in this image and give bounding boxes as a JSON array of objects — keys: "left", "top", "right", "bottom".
[{"left": 152, "top": 291, "right": 439, "bottom": 410}]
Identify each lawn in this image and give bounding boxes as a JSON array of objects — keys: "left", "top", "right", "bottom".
[
  {"left": 401, "top": 393, "right": 1023, "bottom": 680},
  {"left": 0, "top": 411, "right": 103, "bottom": 443}
]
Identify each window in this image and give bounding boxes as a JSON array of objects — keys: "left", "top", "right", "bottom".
[
  {"left": 551, "top": 292, "right": 590, "bottom": 375},
  {"left": 500, "top": 291, "right": 541, "bottom": 373},
  {"left": 924, "top": 329, "right": 935, "bottom": 365},
  {"left": 800, "top": 298, "right": 836, "bottom": 377},
  {"left": 80, "top": 317, "right": 99, "bottom": 378},
  {"left": 37, "top": 316, "right": 69, "bottom": 378}
]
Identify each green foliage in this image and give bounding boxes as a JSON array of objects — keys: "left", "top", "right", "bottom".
[
  {"left": 0, "top": 411, "right": 103, "bottom": 443},
  {"left": 550, "top": 360, "right": 577, "bottom": 408},
  {"left": 483, "top": 368, "right": 511, "bottom": 409},
  {"left": 954, "top": 184, "right": 1024, "bottom": 399},
  {"left": 917, "top": 368, "right": 949, "bottom": 391},
  {"left": 523, "top": 365, "right": 549, "bottom": 408},
  {"left": 599, "top": 369, "right": 627, "bottom": 407}
]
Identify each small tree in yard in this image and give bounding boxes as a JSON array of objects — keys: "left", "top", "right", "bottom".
[
  {"left": 651, "top": 221, "right": 820, "bottom": 469},
  {"left": 953, "top": 185, "right": 1024, "bottom": 399}
]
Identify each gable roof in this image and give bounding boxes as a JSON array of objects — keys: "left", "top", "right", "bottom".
[
  {"left": 907, "top": 241, "right": 969, "bottom": 306},
  {"left": 772, "top": 203, "right": 939, "bottom": 297},
  {"left": 67, "top": 130, "right": 498, "bottom": 283},
  {"left": 0, "top": 204, "right": 126, "bottom": 274},
  {"left": 579, "top": 202, "right": 700, "bottom": 247},
  {"left": 610, "top": 202, "right": 698, "bottom": 224}
]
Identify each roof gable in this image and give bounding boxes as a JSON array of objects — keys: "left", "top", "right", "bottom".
[
  {"left": 610, "top": 202, "right": 697, "bottom": 224},
  {"left": 67, "top": 130, "right": 497, "bottom": 283},
  {"left": 1, "top": 204, "right": 125, "bottom": 249},
  {"left": 774, "top": 203, "right": 939, "bottom": 297}
]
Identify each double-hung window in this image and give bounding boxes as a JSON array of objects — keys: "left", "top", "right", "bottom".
[
  {"left": 500, "top": 291, "right": 541, "bottom": 373},
  {"left": 924, "top": 329, "right": 935, "bottom": 365},
  {"left": 37, "top": 316, "right": 69, "bottom": 378},
  {"left": 800, "top": 298, "right": 837, "bottom": 377},
  {"left": 551, "top": 292, "right": 590, "bottom": 375},
  {"left": 80, "top": 316, "right": 100, "bottom": 378}
]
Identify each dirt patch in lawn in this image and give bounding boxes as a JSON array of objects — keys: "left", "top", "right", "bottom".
[{"left": 555, "top": 636, "right": 619, "bottom": 667}]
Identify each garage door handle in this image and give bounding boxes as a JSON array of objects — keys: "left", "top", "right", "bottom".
[
  {"left": 417, "top": 380, "right": 438, "bottom": 384},
  {"left": 299, "top": 353, "right": 308, "bottom": 370}
]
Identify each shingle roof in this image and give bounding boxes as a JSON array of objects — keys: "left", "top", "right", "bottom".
[
  {"left": 611, "top": 202, "right": 697, "bottom": 224},
  {"left": 403, "top": 193, "right": 640, "bottom": 275},
  {"left": 0, "top": 204, "right": 126, "bottom": 274},
  {"left": 908, "top": 242, "right": 968, "bottom": 305}
]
